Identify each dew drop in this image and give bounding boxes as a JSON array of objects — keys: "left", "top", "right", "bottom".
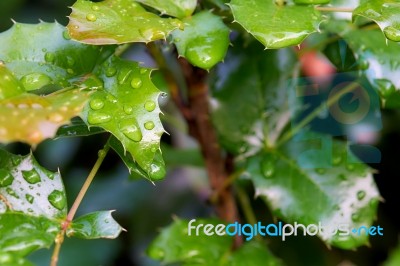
[
  {"left": 130, "top": 77, "right": 142, "bottom": 89},
  {"left": 47, "top": 172, "right": 55, "bottom": 180},
  {"left": 260, "top": 158, "right": 275, "bottom": 178},
  {"left": 92, "top": 5, "right": 100, "bottom": 11},
  {"left": 48, "top": 190, "right": 66, "bottom": 210},
  {"left": 141, "top": 119, "right": 155, "bottom": 130},
  {"left": 332, "top": 156, "right": 342, "bottom": 166},
  {"left": 90, "top": 98, "right": 105, "bottom": 110},
  {"left": 86, "top": 13, "right": 97, "bottom": 22},
  {"left": 338, "top": 173, "right": 347, "bottom": 180},
  {"left": 123, "top": 104, "right": 133, "bottom": 114},
  {"left": 20, "top": 73, "right": 52, "bottom": 91},
  {"left": 11, "top": 157, "right": 21, "bottom": 166},
  {"left": 140, "top": 68, "right": 147, "bottom": 74},
  {"left": 149, "top": 163, "right": 166, "bottom": 181},
  {"left": 63, "top": 30, "right": 71, "bottom": 40},
  {"left": 120, "top": 120, "right": 142, "bottom": 142},
  {"left": 22, "top": 169, "right": 41, "bottom": 184},
  {"left": 375, "top": 78, "right": 395, "bottom": 98},
  {"left": 49, "top": 113, "right": 64, "bottom": 123},
  {"left": 44, "top": 52, "right": 55, "bottom": 63},
  {"left": 383, "top": 26, "right": 400, "bottom": 42},
  {"left": 67, "top": 68, "right": 74, "bottom": 75},
  {"left": 357, "top": 190, "right": 366, "bottom": 201},
  {"left": 346, "top": 164, "right": 355, "bottom": 171},
  {"left": 144, "top": 101, "right": 156, "bottom": 112},
  {"left": 105, "top": 67, "right": 117, "bottom": 77},
  {"left": 87, "top": 112, "right": 111, "bottom": 124},
  {"left": 25, "top": 193, "right": 34, "bottom": 204},
  {"left": 6, "top": 187, "right": 19, "bottom": 198},
  {"left": 369, "top": 198, "right": 379, "bottom": 207},
  {"left": 0, "top": 169, "right": 14, "bottom": 187},
  {"left": 359, "top": 59, "right": 369, "bottom": 70},
  {"left": 351, "top": 213, "right": 360, "bottom": 222}
]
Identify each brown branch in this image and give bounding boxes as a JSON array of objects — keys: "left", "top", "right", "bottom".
[{"left": 178, "top": 59, "right": 240, "bottom": 232}]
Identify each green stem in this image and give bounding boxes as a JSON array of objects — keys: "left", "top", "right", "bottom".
[
  {"left": 236, "top": 186, "right": 262, "bottom": 242},
  {"left": 66, "top": 138, "right": 111, "bottom": 223},
  {"left": 314, "top": 6, "right": 354, "bottom": 13},
  {"left": 50, "top": 138, "right": 111, "bottom": 266},
  {"left": 276, "top": 82, "right": 359, "bottom": 147}
]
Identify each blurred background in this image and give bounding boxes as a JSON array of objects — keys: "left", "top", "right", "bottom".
[{"left": 1, "top": 1, "right": 400, "bottom": 265}]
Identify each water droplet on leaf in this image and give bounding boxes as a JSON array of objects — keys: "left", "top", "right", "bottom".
[
  {"left": 87, "top": 112, "right": 111, "bottom": 124},
  {"left": 149, "top": 162, "right": 166, "bottom": 180},
  {"left": 383, "top": 26, "right": 400, "bottom": 42},
  {"left": 144, "top": 121, "right": 155, "bottom": 130},
  {"left": 0, "top": 169, "right": 14, "bottom": 187},
  {"left": 25, "top": 193, "right": 34, "bottom": 204},
  {"left": 90, "top": 98, "right": 105, "bottom": 110},
  {"left": 6, "top": 187, "right": 19, "bottom": 198},
  {"left": 357, "top": 190, "right": 366, "bottom": 201},
  {"left": 20, "top": 72, "right": 52, "bottom": 91},
  {"left": 260, "top": 158, "right": 275, "bottom": 178},
  {"left": 22, "top": 169, "right": 41, "bottom": 184},
  {"left": 123, "top": 104, "right": 133, "bottom": 114},
  {"left": 120, "top": 120, "right": 142, "bottom": 142},
  {"left": 375, "top": 79, "right": 395, "bottom": 98},
  {"left": 144, "top": 101, "right": 156, "bottom": 112},
  {"left": 105, "top": 67, "right": 117, "bottom": 77},
  {"left": 63, "top": 30, "right": 71, "bottom": 40},
  {"left": 86, "top": 13, "right": 97, "bottom": 22},
  {"left": 130, "top": 77, "right": 142, "bottom": 89},
  {"left": 48, "top": 190, "right": 66, "bottom": 210},
  {"left": 44, "top": 52, "right": 55, "bottom": 63},
  {"left": 351, "top": 213, "right": 360, "bottom": 222}
]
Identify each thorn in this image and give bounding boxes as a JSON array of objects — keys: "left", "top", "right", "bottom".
[
  {"left": 171, "top": 214, "right": 179, "bottom": 221},
  {"left": 11, "top": 19, "right": 17, "bottom": 24}
]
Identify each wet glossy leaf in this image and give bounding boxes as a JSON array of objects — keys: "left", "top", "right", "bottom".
[
  {"left": 0, "top": 252, "right": 34, "bottom": 266},
  {"left": 0, "top": 22, "right": 109, "bottom": 90},
  {"left": 0, "top": 213, "right": 59, "bottom": 257},
  {"left": 341, "top": 29, "right": 400, "bottom": 108},
  {"left": 171, "top": 11, "right": 230, "bottom": 69},
  {"left": 294, "top": 0, "right": 330, "bottom": 3},
  {"left": 0, "top": 87, "right": 91, "bottom": 145},
  {"left": 67, "top": 0, "right": 183, "bottom": 44},
  {"left": 136, "top": 0, "right": 197, "bottom": 18},
  {"left": 66, "top": 211, "right": 124, "bottom": 239},
  {"left": 109, "top": 136, "right": 157, "bottom": 181},
  {"left": 0, "top": 148, "right": 67, "bottom": 218},
  {"left": 227, "top": 242, "right": 282, "bottom": 266},
  {"left": 147, "top": 218, "right": 232, "bottom": 265},
  {"left": 211, "top": 39, "right": 298, "bottom": 154},
  {"left": 229, "top": 0, "right": 323, "bottom": 48},
  {"left": 81, "top": 57, "right": 165, "bottom": 176},
  {"left": 246, "top": 133, "right": 380, "bottom": 249},
  {"left": 0, "top": 148, "right": 65, "bottom": 257},
  {"left": 353, "top": 0, "right": 400, "bottom": 42}
]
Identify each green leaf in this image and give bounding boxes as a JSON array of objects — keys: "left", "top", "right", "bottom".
[
  {"left": 0, "top": 148, "right": 65, "bottom": 256},
  {"left": 67, "top": 0, "right": 183, "bottom": 44},
  {"left": 56, "top": 117, "right": 105, "bottom": 139},
  {"left": 0, "top": 22, "right": 109, "bottom": 90},
  {"left": 227, "top": 242, "right": 282, "bottom": 266},
  {"left": 136, "top": 0, "right": 197, "bottom": 18},
  {"left": 229, "top": 0, "right": 323, "bottom": 48},
  {"left": 0, "top": 213, "right": 59, "bottom": 257},
  {"left": 294, "top": 0, "right": 330, "bottom": 3},
  {"left": 109, "top": 136, "right": 166, "bottom": 182},
  {"left": 0, "top": 252, "right": 34, "bottom": 266},
  {"left": 171, "top": 11, "right": 230, "bottom": 69},
  {"left": 384, "top": 245, "right": 400, "bottom": 266},
  {"left": 147, "top": 218, "right": 232, "bottom": 265},
  {"left": 81, "top": 57, "right": 165, "bottom": 176},
  {"left": 246, "top": 133, "right": 380, "bottom": 249},
  {"left": 353, "top": 0, "right": 400, "bottom": 42},
  {"left": 0, "top": 148, "right": 68, "bottom": 218},
  {"left": 66, "top": 211, "right": 124, "bottom": 239},
  {"left": 0, "top": 87, "right": 91, "bottom": 145},
  {"left": 211, "top": 39, "right": 298, "bottom": 154},
  {"left": 340, "top": 28, "right": 400, "bottom": 108}
]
